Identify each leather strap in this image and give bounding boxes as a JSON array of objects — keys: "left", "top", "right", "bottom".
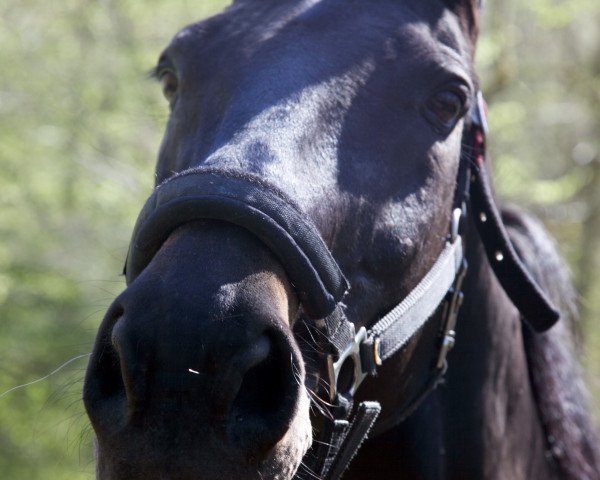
[
  {"left": 124, "top": 167, "right": 349, "bottom": 319},
  {"left": 319, "top": 219, "right": 465, "bottom": 400},
  {"left": 299, "top": 400, "right": 381, "bottom": 480},
  {"left": 470, "top": 163, "right": 559, "bottom": 331},
  {"left": 303, "top": 221, "right": 467, "bottom": 480},
  {"left": 369, "top": 236, "right": 463, "bottom": 363},
  {"left": 323, "top": 402, "right": 382, "bottom": 480},
  {"left": 465, "top": 93, "right": 559, "bottom": 332}
]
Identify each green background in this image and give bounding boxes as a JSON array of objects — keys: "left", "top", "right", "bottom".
[{"left": 1, "top": 1, "right": 599, "bottom": 478}]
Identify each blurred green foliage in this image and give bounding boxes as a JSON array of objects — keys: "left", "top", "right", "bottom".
[{"left": 0, "top": 0, "right": 598, "bottom": 478}]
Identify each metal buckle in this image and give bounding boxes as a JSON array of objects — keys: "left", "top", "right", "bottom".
[
  {"left": 436, "top": 259, "right": 468, "bottom": 369},
  {"left": 327, "top": 326, "right": 369, "bottom": 402}
]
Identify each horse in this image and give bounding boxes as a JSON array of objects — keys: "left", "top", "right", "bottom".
[{"left": 83, "top": 1, "right": 600, "bottom": 479}]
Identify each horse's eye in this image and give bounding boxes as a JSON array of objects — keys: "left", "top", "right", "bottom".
[
  {"left": 159, "top": 70, "right": 178, "bottom": 103},
  {"left": 424, "top": 90, "right": 466, "bottom": 132}
]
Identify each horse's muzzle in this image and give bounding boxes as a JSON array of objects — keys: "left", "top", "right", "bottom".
[{"left": 83, "top": 221, "right": 311, "bottom": 477}]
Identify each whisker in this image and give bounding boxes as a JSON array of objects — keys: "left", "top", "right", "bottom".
[
  {"left": 308, "top": 398, "right": 330, "bottom": 419},
  {"left": 0, "top": 353, "right": 91, "bottom": 400},
  {"left": 298, "top": 460, "right": 324, "bottom": 480},
  {"left": 290, "top": 354, "right": 305, "bottom": 389},
  {"left": 294, "top": 332, "right": 323, "bottom": 355},
  {"left": 305, "top": 324, "right": 319, "bottom": 344},
  {"left": 311, "top": 438, "right": 335, "bottom": 448},
  {"left": 306, "top": 389, "right": 334, "bottom": 420}
]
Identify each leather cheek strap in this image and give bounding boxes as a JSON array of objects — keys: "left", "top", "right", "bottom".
[{"left": 469, "top": 161, "right": 560, "bottom": 332}]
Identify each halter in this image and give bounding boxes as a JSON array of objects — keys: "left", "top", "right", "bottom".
[{"left": 124, "top": 91, "right": 559, "bottom": 480}]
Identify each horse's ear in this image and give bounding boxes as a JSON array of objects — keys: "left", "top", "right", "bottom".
[{"left": 442, "top": 0, "right": 482, "bottom": 48}]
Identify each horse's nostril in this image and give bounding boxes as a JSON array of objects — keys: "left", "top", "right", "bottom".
[
  {"left": 225, "top": 331, "right": 301, "bottom": 457},
  {"left": 235, "top": 335, "right": 272, "bottom": 373},
  {"left": 110, "top": 316, "right": 149, "bottom": 412},
  {"left": 83, "top": 304, "right": 129, "bottom": 429},
  {"left": 211, "top": 335, "right": 272, "bottom": 417},
  {"left": 232, "top": 339, "right": 279, "bottom": 418}
]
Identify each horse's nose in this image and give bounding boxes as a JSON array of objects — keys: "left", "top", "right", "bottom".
[
  {"left": 211, "top": 329, "right": 302, "bottom": 456},
  {"left": 84, "top": 223, "right": 303, "bottom": 461}
]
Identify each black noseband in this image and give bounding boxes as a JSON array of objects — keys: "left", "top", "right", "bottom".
[{"left": 124, "top": 167, "right": 349, "bottom": 319}]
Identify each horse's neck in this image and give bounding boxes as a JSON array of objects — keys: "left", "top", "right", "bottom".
[{"left": 437, "top": 236, "right": 559, "bottom": 479}]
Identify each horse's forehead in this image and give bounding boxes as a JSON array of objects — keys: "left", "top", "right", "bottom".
[
  {"left": 153, "top": 0, "right": 474, "bottom": 193},
  {"left": 169, "top": 0, "right": 471, "bottom": 66}
]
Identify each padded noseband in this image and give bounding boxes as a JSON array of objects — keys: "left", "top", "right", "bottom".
[{"left": 124, "top": 167, "right": 349, "bottom": 319}]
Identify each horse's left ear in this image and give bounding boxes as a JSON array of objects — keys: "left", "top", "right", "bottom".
[{"left": 442, "top": 0, "right": 482, "bottom": 47}]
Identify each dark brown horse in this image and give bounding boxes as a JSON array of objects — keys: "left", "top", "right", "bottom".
[{"left": 83, "top": 1, "right": 600, "bottom": 479}]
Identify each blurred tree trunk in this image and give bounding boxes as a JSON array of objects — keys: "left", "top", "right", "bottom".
[
  {"left": 480, "top": 0, "right": 518, "bottom": 101},
  {"left": 575, "top": 50, "right": 600, "bottom": 328},
  {"left": 578, "top": 155, "right": 600, "bottom": 323}
]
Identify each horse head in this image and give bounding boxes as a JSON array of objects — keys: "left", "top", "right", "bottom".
[{"left": 84, "top": 1, "right": 497, "bottom": 478}]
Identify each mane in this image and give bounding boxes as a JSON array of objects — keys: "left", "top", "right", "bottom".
[{"left": 502, "top": 204, "right": 600, "bottom": 479}]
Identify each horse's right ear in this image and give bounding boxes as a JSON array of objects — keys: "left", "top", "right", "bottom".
[{"left": 442, "top": 0, "right": 482, "bottom": 48}]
